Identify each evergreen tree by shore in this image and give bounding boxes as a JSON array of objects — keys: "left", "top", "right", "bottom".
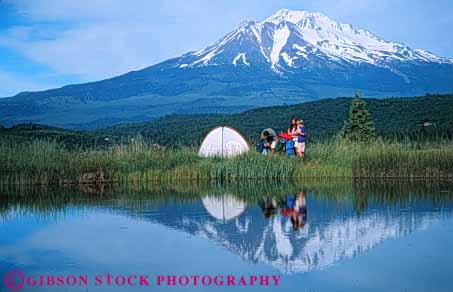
[{"left": 341, "top": 92, "right": 376, "bottom": 142}]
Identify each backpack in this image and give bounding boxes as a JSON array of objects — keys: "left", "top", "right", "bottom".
[{"left": 256, "top": 140, "right": 264, "bottom": 152}]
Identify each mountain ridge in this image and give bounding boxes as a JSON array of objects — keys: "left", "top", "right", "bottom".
[
  {"left": 178, "top": 9, "right": 452, "bottom": 71},
  {"left": 1, "top": 9, "right": 453, "bottom": 129}
]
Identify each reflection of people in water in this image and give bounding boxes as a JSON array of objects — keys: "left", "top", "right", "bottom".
[
  {"left": 281, "top": 192, "right": 307, "bottom": 230},
  {"left": 260, "top": 197, "right": 278, "bottom": 219}
]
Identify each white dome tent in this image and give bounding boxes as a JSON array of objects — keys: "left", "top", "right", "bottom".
[
  {"left": 198, "top": 126, "right": 250, "bottom": 158},
  {"left": 202, "top": 195, "right": 246, "bottom": 222}
]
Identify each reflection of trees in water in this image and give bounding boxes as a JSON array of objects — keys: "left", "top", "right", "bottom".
[
  {"left": 0, "top": 181, "right": 297, "bottom": 220},
  {"left": 0, "top": 179, "right": 452, "bottom": 220},
  {"left": 352, "top": 179, "right": 453, "bottom": 214},
  {"left": 1, "top": 180, "right": 453, "bottom": 274}
]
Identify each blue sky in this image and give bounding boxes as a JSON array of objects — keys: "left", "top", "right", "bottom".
[{"left": 0, "top": 0, "right": 452, "bottom": 97}]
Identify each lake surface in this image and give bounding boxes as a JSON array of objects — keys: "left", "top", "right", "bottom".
[{"left": 1, "top": 181, "right": 453, "bottom": 292}]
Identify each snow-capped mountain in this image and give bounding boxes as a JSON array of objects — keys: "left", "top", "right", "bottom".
[
  {"left": 177, "top": 9, "right": 452, "bottom": 72},
  {"left": 107, "top": 194, "right": 453, "bottom": 274},
  {"left": 2, "top": 9, "right": 453, "bottom": 128}
]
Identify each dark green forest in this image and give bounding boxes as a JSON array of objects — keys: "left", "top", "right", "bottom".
[{"left": 1, "top": 94, "right": 452, "bottom": 148}]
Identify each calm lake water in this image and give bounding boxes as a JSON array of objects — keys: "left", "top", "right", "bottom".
[{"left": 1, "top": 180, "right": 453, "bottom": 292}]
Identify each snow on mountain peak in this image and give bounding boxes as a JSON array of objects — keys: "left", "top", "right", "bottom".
[
  {"left": 270, "top": 24, "right": 291, "bottom": 68},
  {"left": 264, "top": 9, "right": 317, "bottom": 24},
  {"left": 178, "top": 9, "right": 452, "bottom": 71}
]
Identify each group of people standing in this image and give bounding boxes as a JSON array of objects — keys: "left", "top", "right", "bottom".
[
  {"left": 258, "top": 116, "right": 307, "bottom": 158},
  {"left": 287, "top": 116, "right": 306, "bottom": 159}
]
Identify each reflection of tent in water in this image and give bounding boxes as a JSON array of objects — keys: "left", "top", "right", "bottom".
[
  {"left": 202, "top": 195, "right": 246, "bottom": 221},
  {"left": 198, "top": 126, "right": 250, "bottom": 158}
]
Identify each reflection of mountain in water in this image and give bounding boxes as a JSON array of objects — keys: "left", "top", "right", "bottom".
[
  {"left": 2, "top": 181, "right": 452, "bottom": 274},
  {"left": 112, "top": 194, "right": 452, "bottom": 274}
]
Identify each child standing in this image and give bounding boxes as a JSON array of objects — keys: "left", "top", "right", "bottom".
[{"left": 296, "top": 120, "right": 306, "bottom": 159}]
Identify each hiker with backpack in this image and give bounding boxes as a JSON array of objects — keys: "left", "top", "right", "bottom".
[{"left": 257, "top": 116, "right": 306, "bottom": 158}]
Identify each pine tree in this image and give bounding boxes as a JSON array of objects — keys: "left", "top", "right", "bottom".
[{"left": 341, "top": 92, "right": 376, "bottom": 142}]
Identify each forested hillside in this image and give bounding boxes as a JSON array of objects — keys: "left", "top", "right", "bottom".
[
  {"left": 1, "top": 94, "right": 452, "bottom": 147},
  {"left": 107, "top": 94, "right": 453, "bottom": 146}
]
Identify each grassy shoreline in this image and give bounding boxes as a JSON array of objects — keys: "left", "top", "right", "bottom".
[{"left": 1, "top": 138, "right": 452, "bottom": 185}]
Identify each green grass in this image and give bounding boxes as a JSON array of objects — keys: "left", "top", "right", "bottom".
[
  {"left": 1, "top": 137, "right": 452, "bottom": 185},
  {"left": 299, "top": 138, "right": 453, "bottom": 179},
  {"left": 353, "top": 146, "right": 453, "bottom": 178}
]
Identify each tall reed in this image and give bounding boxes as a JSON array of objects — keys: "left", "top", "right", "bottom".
[{"left": 1, "top": 137, "right": 452, "bottom": 184}]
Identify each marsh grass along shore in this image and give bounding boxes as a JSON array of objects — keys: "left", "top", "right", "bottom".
[{"left": 1, "top": 137, "right": 452, "bottom": 185}]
